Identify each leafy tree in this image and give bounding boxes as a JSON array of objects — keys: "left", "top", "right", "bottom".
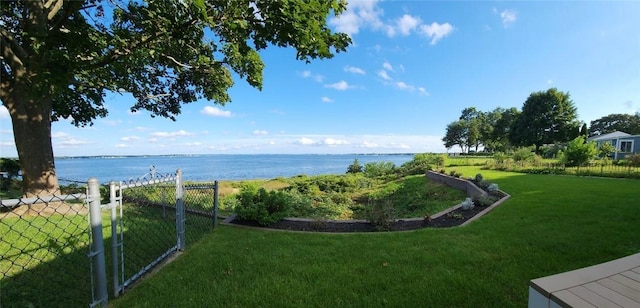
[
  {"left": 580, "top": 123, "right": 588, "bottom": 138},
  {"left": 346, "top": 159, "right": 363, "bottom": 174},
  {"left": 560, "top": 136, "right": 597, "bottom": 167},
  {"left": 0, "top": 0, "right": 351, "bottom": 196},
  {"left": 588, "top": 113, "right": 640, "bottom": 136},
  {"left": 596, "top": 142, "right": 616, "bottom": 160},
  {"left": 510, "top": 88, "right": 580, "bottom": 152},
  {"left": 442, "top": 120, "right": 468, "bottom": 153},
  {"left": 490, "top": 107, "right": 520, "bottom": 152}
]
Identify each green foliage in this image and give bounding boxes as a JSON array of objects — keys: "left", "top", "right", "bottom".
[
  {"left": 2, "top": 0, "right": 352, "bottom": 194},
  {"left": 510, "top": 88, "right": 580, "bottom": 150},
  {"left": 399, "top": 153, "right": 444, "bottom": 176},
  {"left": 597, "top": 142, "right": 616, "bottom": 159},
  {"left": 363, "top": 161, "right": 397, "bottom": 178},
  {"left": 512, "top": 147, "right": 536, "bottom": 162},
  {"left": 560, "top": 136, "right": 597, "bottom": 167},
  {"left": 589, "top": 113, "right": 640, "bottom": 137},
  {"left": 626, "top": 153, "right": 640, "bottom": 167},
  {"left": 364, "top": 198, "right": 395, "bottom": 231},
  {"left": 540, "top": 143, "right": 565, "bottom": 158},
  {"left": 346, "top": 159, "right": 363, "bottom": 174},
  {"left": 0, "top": 158, "right": 21, "bottom": 192},
  {"left": 234, "top": 187, "right": 292, "bottom": 226},
  {"left": 472, "top": 195, "right": 498, "bottom": 207}
]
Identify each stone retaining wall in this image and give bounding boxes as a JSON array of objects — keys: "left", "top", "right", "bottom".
[{"left": 425, "top": 171, "right": 486, "bottom": 198}]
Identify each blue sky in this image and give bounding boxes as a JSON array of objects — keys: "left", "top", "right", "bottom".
[{"left": 1, "top": 1, "right": 639, "bottom": 157}]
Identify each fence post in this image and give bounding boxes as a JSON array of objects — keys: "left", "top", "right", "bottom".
[
  {"left": 213, "top": 180, "right": 219, "bottom": 228},
  {"left": 109, "top": 181, "right": 121, "bottom": 298},
  {"left": 88, "top": 178, "right": 108, "bottom": 307},
  {"left": 175, "top": 169, "right": 185, "bottom": 251}
]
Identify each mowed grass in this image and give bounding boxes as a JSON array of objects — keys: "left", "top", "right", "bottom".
[{"left": 111, "top": 168, "right": 640, "bottom": 307}]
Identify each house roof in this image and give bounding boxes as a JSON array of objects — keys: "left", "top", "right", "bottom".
[{"left": 588, "top": 131, "right": 631, "bottom": 142}]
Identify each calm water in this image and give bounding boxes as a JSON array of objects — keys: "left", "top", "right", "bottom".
[{"left": 54, "top": 154, "right": 415, "bottom": 183}]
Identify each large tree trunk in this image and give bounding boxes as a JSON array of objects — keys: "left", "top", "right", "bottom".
[{"left": 4, "top": 84, "right": 59, "bottom": 198}]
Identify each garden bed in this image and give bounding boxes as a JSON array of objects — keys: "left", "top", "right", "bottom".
[{"left": 224, "top": 190, "right": 510, "bottom": 232}]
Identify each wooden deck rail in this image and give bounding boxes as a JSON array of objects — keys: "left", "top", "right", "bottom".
[{"left": 528, "top": 253, "right": 640, "bottom": 307}]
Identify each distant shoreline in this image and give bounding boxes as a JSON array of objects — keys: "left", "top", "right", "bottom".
[{"left": 53, "top": 153, "right": 419, "bottom": 160}]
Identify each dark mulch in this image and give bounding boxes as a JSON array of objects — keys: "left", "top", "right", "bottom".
[{"left": 227, "top": 203, "right": 492, "bottom": 233}]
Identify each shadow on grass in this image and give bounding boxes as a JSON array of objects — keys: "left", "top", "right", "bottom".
[{"left": 0, "top": 205, "right": 213, "bottom": 307}]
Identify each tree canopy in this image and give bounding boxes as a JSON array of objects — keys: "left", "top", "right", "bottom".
[
  {"left": 588, "top": 113, "right": 640, "bottom": 137},
  {"left": 509, "top": 88, "right": 580, "bottom": 151},
  {"left": 0, "top": 0, "right": 351, "bottom": 196}
]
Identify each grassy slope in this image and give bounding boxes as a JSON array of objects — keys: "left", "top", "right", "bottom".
[{"left": 111, "top": 167, "right": 640, "bottom": 307}]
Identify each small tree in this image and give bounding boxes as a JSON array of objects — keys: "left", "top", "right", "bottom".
[
  {"left": 561, "top": 136, "right": 597, "bottom": 167},
  {"left": 346, "top": 159, "right": 363, "bottom": 174},
  {"left": 597, "top": 142, "right": 616, "bottom": 160}
]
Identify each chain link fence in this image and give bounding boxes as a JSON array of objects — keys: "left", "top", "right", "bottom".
[
  {"left": 0, "top": 179, "right": 92, "bottom": 307},
  {"left": 1, "top": 169, "right": 218, "bottom": 307}
]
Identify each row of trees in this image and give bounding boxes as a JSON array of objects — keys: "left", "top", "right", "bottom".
[{"left": 443, "top": 88, "right": 640, "bottom": 153}]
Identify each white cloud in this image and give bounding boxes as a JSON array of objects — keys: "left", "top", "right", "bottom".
[
  {"left": 324, "top": 80, "right": 352, "bottom": 91},
  {"left": 0, "top": 106, "right": 9, "bottom": 119},
  {"left": 500, "top": 9, "right": 517, "bottom": 28},
  {"left": 321, "top": 96, "right": 334, "bottom": 103},
  {"left": 52, "top": 132, "right": 71, "bottom": 139},
  {"left": 396, "top": 81, "right": 414, "bottom": 91},
  {"left": 382, "top": 61, "right": 393, "bottom": 71},
  {"left": 360, "top": 141, "right": 379, "bottom": 148},
  {"left": 151, "top": 130, "right": 192, "bottom": 138},
  {"left": 344, "top": 65, "right": 366, "bottom": 75},
  {"left": 329, "top": 0, "right": 384, "bottom": 36},
  {"left": 121, "top": 136, "right": 141, "bottom": 142},
  {"left": 184, "top": 142, "right": 202, "bottom": 147},
  {"left": 59, "top": 138, "right": 90, "bottom": 146},
  {"left": 297, "top": 137, "right": 316, "bottom": 145},
  {"left": 377, "top": 70, "right": 392, "bottom": 81},
  {"left": 419, "top": 22, "right": 454, "bottom": 45},
  {"left": 418, "top": 87, "right": 430, "bottom": 96},
  {"left": 115, "top": 144, "right": 129, "bottom": 148},
  {"left": 301, "top": 70, "right": 324, "bottom": 82},
  {"left": 201, "top": 106, "right": 232, "bottom": 117},
  {"left": 396, "top": 14, "right": 421, "bottom": 36},
  {"left": 323, "top": 138, "right": 350, "bottom": 146},
  {"left": 253, "top": 130, "right": 268, "bottom": 136}
]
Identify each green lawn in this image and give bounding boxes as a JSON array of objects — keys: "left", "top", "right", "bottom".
[{"left": 111, "top": 167, "right": 640, "bottom": 307}]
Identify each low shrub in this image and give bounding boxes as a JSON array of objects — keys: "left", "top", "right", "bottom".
[
  {"left": 235, "top": 187, "right": 292, "bottom": 226},
  {"left": 626, "top": 153, "right": 640, "bottom": 167},
  {"left": 364, "top": 161, "right": 397, "bottom": 178},
  {"left": 365, "top": 198, "right": 395, "bottom": 231},
  {"left": 472, "top": 195, "right": 497, "bottom": 207},
  {"left": 461, "top": 197, "right": 474, "bottom": 210}
]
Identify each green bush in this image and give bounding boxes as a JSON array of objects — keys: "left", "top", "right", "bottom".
[
  {"left": 398, "top": 153, "right": 444, "bottom": 176},
  {"left": 560, "top": 136, "right": 596, "bottom": 167},
  {"left": 512, "top": 147, "right": 536, "bottom": 162},
  {"left": 364, "top": 161, "right": 397, "bottom": 178},
  {"left": 346, "top": 158, "right": 363, "bottom": 174},
  {"left": 365, "top": 198, "right": 395, "bottom": 231},
  {"left": 472, "top": 195, "right": 498, "bottom": 207},
  {"left": 234, "top": 187, "right": 292, "bottom": 226},
  {"left": 626, "top": 153, "right": 640, "bottom": 167}
]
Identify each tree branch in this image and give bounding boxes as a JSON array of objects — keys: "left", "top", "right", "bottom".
[
  {"left": 44, "top": 0, "right": 64, "bottom": 20},
  {"left": 0, "top": 34, "right": 25, "bottom": 78}
]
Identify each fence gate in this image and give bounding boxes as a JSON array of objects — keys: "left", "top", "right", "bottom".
[
  {"left": 108, "top": 169, "right": 183, "bottom": 299},
  {"left": 87, "top": 168, "right": 218, "bottom": 306}
]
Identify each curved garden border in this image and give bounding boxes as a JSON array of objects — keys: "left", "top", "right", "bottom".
[{"left": 223, "top": 171, "right": 510, "bottom": 232}]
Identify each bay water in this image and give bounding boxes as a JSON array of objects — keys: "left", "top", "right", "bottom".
[{"left": 54, "top": 154, "right": 416, "bottom": 183}]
